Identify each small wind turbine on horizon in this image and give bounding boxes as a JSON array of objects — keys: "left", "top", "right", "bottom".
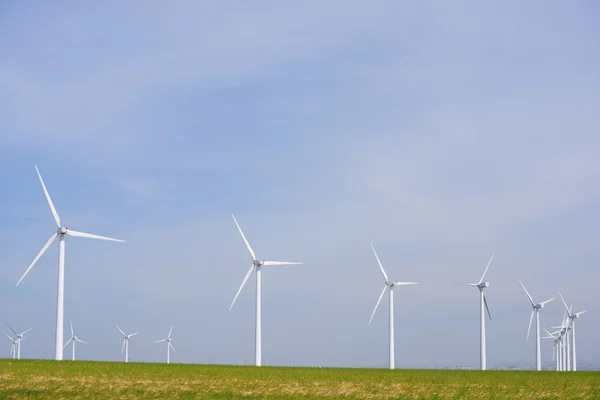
[
  {"left": 6, "top": 325, "right": 31, "bottom": 360},
  {"left": 154, "top": 325, "right": 175, "bottom": 364},
  {"left": 116, "top": 326, "right": 139, "bottom": 363},
  {"left": 455, "top": 253, "right": 494, "bottom": 371},
  {"left": 228, "top": 214, "right": 302, "bottom": 367},
  {"left": 63, "top": 321, "right": 87, "bottom": 361},
  {"left": 558, "top": 292, "right": 587, "bottom": 372},
  {"left": 16, "top": 165, "right": 125, "bottom": 361},
  {"left": 368, "top": 244, "right": 418, "bottom": 370},
  {"left": 518, "top": 280, "right": 554, "bottom": 371}
]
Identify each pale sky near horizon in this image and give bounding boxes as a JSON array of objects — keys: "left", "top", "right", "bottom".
[{"left": 1, "top": 1, "right": 599, "bottom": 368}]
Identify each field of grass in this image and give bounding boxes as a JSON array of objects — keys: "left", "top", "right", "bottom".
[{"left": 0, "top": 360, "right": 598, "bottom": 399}]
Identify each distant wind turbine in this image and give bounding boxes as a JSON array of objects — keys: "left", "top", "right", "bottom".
[
  {"left": 542, "top": 328, "right": 561, "bottom": 371},
  {"left": 456, "top": 253, "right": 495, "bottom": 370},
  {"left": 6, "top": 325, "right": 31, "bottom": 360},
  {"left": 16, "top": 165, "right": 125, "bottom": 361},
  {"left": 558, "top": 293, "right": 587, "bottom": 372},
  {"left": 154, "top": 325, "right": 175, "bottom": 364},
  {"left": 63, "top": 321, "right": 87, "bottom": 361},
  {"left": 368, "top": 244, "right": 418, "bottom": 369},
  {"left": 518, "top": 281, "right": 554, "bottom": 371},
  {"left": 228, "top": 214, "right": 302, "bottom": 367},
  {"left": 5, "top": 333, "right": 17, "bottom": 359},
  {"left": 116, "top": 325, "right": 139, "bottom": 363}
]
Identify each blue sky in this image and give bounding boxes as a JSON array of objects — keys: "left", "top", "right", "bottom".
[{"left": 0, "top": 1, "right": 599, "bottom": 368}]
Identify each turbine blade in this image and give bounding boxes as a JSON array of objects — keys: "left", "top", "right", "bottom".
[
  {"left": 453, "top": 283, "right": 479, "bottom": 286},
  {"left": 540, "top": 298, "right": 555, "bottom": 306},
  {"left": 66, "top": 229, "right": 125, "bottom": 243},
  {"left": 35, "top": 165, "right": 61, "bottom": 228},
  {"left": 483, "top": 294, "right": 492, "bottom": 320},
  {"left": 231, "top": 214, "right": 256, "bottom": 261},
  {"left": 527, "top": 310, "right": 534, "bottom": 340},
  {"left": 70, "top": 320, "right": 74, "bottom": 337},
  {"left": 17, "top": 233, "right": 58, "bottom": 286},
  {"left": 19, "top": 328, "right": 32, "bottom": 336},
  {"left": 261, "top": 261, "right": 302, "bottom": 266},
  {"left": 558, "top": 292, "right": 570, "bottom": 315},
  {"left": 394, "top": 281, "right": 419, "bottom": 286},
  {"left": 169, "top": 343, "right": 176, "bottom": 352},
  {"left": 6, "top": 325, "right": 17, "bottom": 336},
  {"left": 229, "top": 264, "right": 254, "bottom": 311},
  {"left": 129, "top": 331, "right": 140, "bottom": 337},
  {"left": 478, "top": 252, "right": 495, "bottom": 284},
  {"left": 370, "top": 244, "right": 388, "bottom": 282},
  {"left": 575, "top": 310, "right": 587, "bottom": 317},
  {"left": 63, "top": 338, "right": 72, "bottom": 348},
  {"left": 154, "top": 339, "right": 167, "bottom": 343},
  {"left": 5, "top": 333, "right": 13, "bottom": 341},
  {"left": 116, "top": 325, "right": 125, "bottom": 336},
  {"left": 76, "top": 339, "right": 87, "bottom": 344},
  {"left": 168, "top": 325, "right": 173, "bottom": 338},
  {"left": 121, "top": 339, "right": 126, "bottom": 354},
  {"left": 368, "top": 285, "right": 387, "bottom": 324},
  {"left": 519, "top": 280, "right": 535, "bottom": 307}
]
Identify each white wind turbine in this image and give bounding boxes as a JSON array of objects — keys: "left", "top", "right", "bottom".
[
  {"left": 6, "top": 325, "right": 31, "bottom": 360},
  {"left": 63, "top": 321, "right": 87, "bottom": 361},
  {"left": 154, "top": 325, "right": 175, "bottom": 364},
  {"left": 16, "top": 165, "right": 125, "bottom": 361},
  {"left": 558, "top": 293, "right": 587, "bottom": 372},
  {"left": 518, "top": 281, "right": 554, "bottom": 371},
  {"left": 368, "top": 244, "right": 418, "bottom": 370},
  {"left": 5, "top": 333, "right": 17, "bottom": 359},
  {"left": 116, "top": 325, "right": 139, "bottom": 363},
  {"left": 552, "top": 312, "right": 569, "bottom": 371},
  {"left": 542, "top": 328, "right": 561, "bottom": 371},
  {"left": 456, "top": 253, "right": 494, "bottom": 371},
  {"left": 228, "top": 214, "right": 302, "bottom": 367}
]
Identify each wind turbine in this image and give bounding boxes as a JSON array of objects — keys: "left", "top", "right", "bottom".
[
  {"left": 552, "top": 312, "right": 569, "bottom": 371},
  {"left": 16, "top": 165, "right": 125, "bottom": 361},
  {"left": 368, "top": 244, "right": 418, "bottom": 369},
  {"left": 518, "top": 281, "right": 554, "bottom": 371},
  {"left": 63, "top": 321, "right": 87, "bottom": 361},
  {"left": 228, "top": 213, "right": 302, "bottom": 367},
  {"left": 116, "top": 325, "right": 139, "bottom": 363},
  {"left": 154, "top": 325, "right": 175, "bottom": 364},
  {"left": 558, "top": 293, "right": 586, "bottom": 372},
  {"left": 542, "top": 328, "right": 560, "bottom": 371},
  {"left": 5, "top": 333, "right": 17, "bottom": 359},
  {"left": 456, "top": 253, "right": 494, "bottom": 370},
  {"left": 6, "top": 325, "right": 31, "bottom": 360}
]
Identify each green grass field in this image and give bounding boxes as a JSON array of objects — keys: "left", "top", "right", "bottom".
[{"left": 0, "top": 360, "right": 598, "bottom": 399}]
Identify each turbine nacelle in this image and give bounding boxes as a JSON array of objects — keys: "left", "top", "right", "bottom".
[
  {"left": 478, "top": 282, "right": 490, "bottom": 289},
  {"left": 59, "top": 227, "right": 68, "bottom": 234}
]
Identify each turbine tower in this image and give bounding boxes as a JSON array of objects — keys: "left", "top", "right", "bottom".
[
  {"left": 63, "top": 321, "right": 87, "bottom": 361},
  {"left": 228, "top": 214, "right": 302, "bottom": 367},
  {"left": 154, "top": 325, "right": 175, "bottom": 364},
  {"left": 558, "top": 293, "right": 587, "bottom": 372},
  {"left": 6, "top": 325, "right": 31, "bottom": 360},
  {"left": 116, "top": 325, "right": 139, "bottom": 363},
  {"left": 368, "top": 244, "right": 418, "bottom": 369},
  {"left": 17, "top": 165, "right": 125, "bottom": 360},
  {"left": 519, "top": 281, "right": 554, "bottom": 371},
  {"left": 456, "top": 253, "right": 494, "bottom": 370}
]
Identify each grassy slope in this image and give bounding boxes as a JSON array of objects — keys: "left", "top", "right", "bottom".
[{"left": 0, "top": 360, "right": 598, "bottom": 399}]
